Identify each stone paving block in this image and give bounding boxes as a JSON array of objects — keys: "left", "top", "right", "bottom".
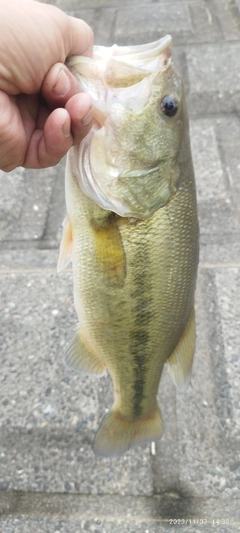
[
  {"left": 188, "top": 2, "right": 222, "bottom": 43},
  {"left": 211, "top": 0, "right": 240, "bottom": 40},
  {"left": 65, "top": 6, "right": 96, "bottom": 29},
  {"left": 113, "top": 2, "right": 225, "bottom": 46},
  {"left": 200, "top": 243, "right": 240, "bottom": 265},
  {"left": 0, "top": 271, "right": 153, "bottom": 495},
  {"left": 41, "top": 0, "right": 230, "bottom": 46},
  {"left": 235, "top": 0, "right": 240, "bottom": 13},
  {"left": 40, "top": 158, "right": 66, "bottom": 243},
  {"left": 215, "top": 115, "right": 240, "bottom": 202},
  {"left": 0, "top": 167, "right": 25, "bottom": 241},
  {"left": 0, "top": 163, "right": 63, "bottom": 243},
  {"left": 67, "top": 8, "right": 117, "bottom": 46},
  {"left": 1, "top": 491, "right": 240, "bottom": 523},
  {"left": 186, "top": 43, "right": 240, "bottom": 115},
  {"left": 0, "top": 517, "right": 235, "bottom": 533},
  {"left": 0, "top": 250, "right": 59, "bottom": 271},
  {"left": 176, "top": 268, "right": 240, "bottom": 498},
  {"left": 214, "top": 268, "right": 240, "bottom": 438},
  {"left": 0, "top": 491, "right": 239, "bottom": 531},
  {"left": 113, "top": 4, "right": 194, "bottom": 45},
  {"left": 0, "top": 518, "right": 157, "bottom": 533},
  {"left": 176, "top": 272, "right": 226, "bottom": 498},
  {"left": 190, "top": 120, "right": 227, "bottom": 204},
  {"left": 190, "top": 117, "right": 240, "bottom": 240}
]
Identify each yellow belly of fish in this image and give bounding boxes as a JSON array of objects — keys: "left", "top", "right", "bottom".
[{"left": 63, "top": 164, "right": 198, "bottom": 457}]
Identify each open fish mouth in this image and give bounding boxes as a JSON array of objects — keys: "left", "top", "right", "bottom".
[
  {"left": 67, "top": 35, "right": 173, "bottom": 89},
  {"left": 66, "top": 35, "right": 174, "bottom": 113},
  {"left": 93, "top": 35, "right": 173, "bottom": 62}
]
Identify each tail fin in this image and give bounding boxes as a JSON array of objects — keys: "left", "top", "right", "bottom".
[{"left": 93, "top": 406, "right": 163, "bottom": 458}]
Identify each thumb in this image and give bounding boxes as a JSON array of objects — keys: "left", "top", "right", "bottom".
[{"left": 41, "top": 62, "right": 87, "bottom": 109}]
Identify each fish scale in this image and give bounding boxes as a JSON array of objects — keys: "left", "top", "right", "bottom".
[{"left": 58, "top": 36, "right": 199, "bottom": 457}]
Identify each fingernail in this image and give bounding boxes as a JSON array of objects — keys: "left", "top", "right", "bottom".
[
  {"left": 63, "top": 121, "right": 71, "bottom": 138},
  {"left": 53, "top": 68, "right": 71, "bottom": 98},
  {"left": 81, "top": 109, "right": 93, "bottom": 126}
]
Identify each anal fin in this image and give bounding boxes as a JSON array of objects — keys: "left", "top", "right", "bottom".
[
  {"left": 91, "top": 212, "right": 126, "bottom": 288},
  {"left": 64, "top": 330, "right": 106, "bottom": 376},
  {"left": 166, "top": 307, "right": 196, "bottom": 391}
]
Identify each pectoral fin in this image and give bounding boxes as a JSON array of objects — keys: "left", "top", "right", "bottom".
[
  {"left": 166, "top": 307, "right": 196, "bottom": 391},
  {"left": 64, "top": 330, "right": 106, "bottom": 376},
  {"left": 57, "top": 215, "right": 73, "bottom": 272},
  {"left": 91, "top": 212, "right": 126, "bottom": 288}
]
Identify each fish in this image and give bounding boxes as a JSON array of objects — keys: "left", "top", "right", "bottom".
[{"left": 58, "top": 35, "right": 199, "bottom": 458}]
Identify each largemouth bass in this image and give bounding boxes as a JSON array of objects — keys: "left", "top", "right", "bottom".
[{"left": 58, "top": 35, "right": 199, "bottom": 458}]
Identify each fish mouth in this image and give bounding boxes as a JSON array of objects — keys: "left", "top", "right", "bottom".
[
  {"left": 67, "top": 35, "right": 173, "bottom": 89},
  {"left": 93, "top": 35, "right": 173, "bottom": 62},
  {"left": 93, "top": 35, "right": 173, "bottom": 84}
]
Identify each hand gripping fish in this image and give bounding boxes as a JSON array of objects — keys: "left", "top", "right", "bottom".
[{"left": 58, "top": 35, "right": 199, "bottom": 458}]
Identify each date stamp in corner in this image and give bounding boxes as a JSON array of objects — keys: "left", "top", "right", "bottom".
[{"left": 168, "top": 518, "right": 231, "bottom": 526}]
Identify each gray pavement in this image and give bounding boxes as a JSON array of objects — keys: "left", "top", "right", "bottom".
[{"left": 1, "top": 0, "right": 240, "bottom": 531}]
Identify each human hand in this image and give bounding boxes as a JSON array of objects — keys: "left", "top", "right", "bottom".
[{"left": 0, "top": 0, "right": 93, "bottom": 171}]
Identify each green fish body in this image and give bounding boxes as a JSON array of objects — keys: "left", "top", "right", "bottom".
[{"left": 58, "top": 36, "right": 199, "bottom": 457}]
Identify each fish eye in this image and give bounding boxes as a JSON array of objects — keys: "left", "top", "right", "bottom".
[{"left": 160, "top": 95, "right": 178, "bottom": 117}]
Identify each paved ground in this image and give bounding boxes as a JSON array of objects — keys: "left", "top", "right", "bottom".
[{"left": 1, "top": 0, "right": 240, "bottom": 531}]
